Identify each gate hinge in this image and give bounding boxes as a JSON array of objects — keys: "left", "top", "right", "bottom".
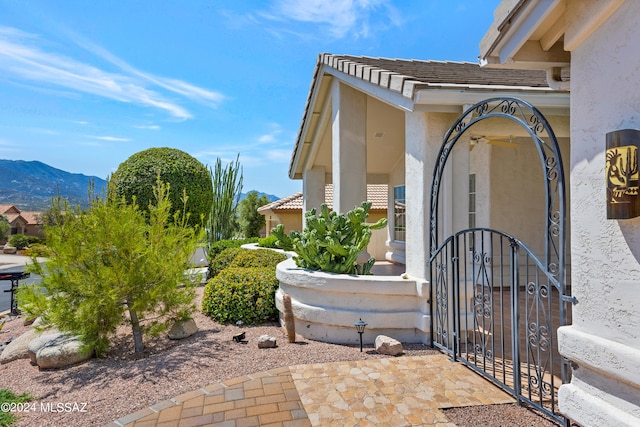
[{"left": 562, "top": 294, "right": 578, "bottom": 305}]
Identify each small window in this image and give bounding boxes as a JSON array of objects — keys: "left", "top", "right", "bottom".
[
  {"left": 393, "top": 185, "right": 406, "bottom": 241},
  {"left": 469, "top": 174, "right": 476, "bottom": 229}
]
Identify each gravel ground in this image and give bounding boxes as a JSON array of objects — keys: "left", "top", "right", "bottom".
[{"left": 1, "top": 288, "right": 564, "bottom": 427}]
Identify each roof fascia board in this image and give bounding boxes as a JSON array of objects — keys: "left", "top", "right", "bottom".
[
  {"left": 303, "top": 91, "right": 332, "bottom": 172},
  {"left": 482, "top": 0, "right": 564, "bottom": 65},
  {"left": 413, "top": 88, "right": 569, "bottom": 113},
  {"left": 322, "top": 66, "right": 415, "bottom": 112},
  {"left": 289, "top": 69, "right": 332, "bottom": 179}
]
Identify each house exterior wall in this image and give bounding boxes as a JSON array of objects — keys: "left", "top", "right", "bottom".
[
  {"left": 263, "top": 212, "right": 302, "bottom": 237},
  {"left": 557, "top": 1, "right": 640, "bottom": 425}
]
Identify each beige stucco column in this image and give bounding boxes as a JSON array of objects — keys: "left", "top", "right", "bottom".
[
  {"left": 331, "top": 80, "right": 367, "bottom": 214},
  {"left": 404, "top": 111, "right": 451, "bottom": 280},
  {"left": 404, "top": 112, "right": 430, "bottom": 280},
  {"left": 302, "top": 166, "right": 325, "bottom": 221}
]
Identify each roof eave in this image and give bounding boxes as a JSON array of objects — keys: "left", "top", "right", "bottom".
[{"left": 479, "top": 0, "right": 571, "bottom": 69}]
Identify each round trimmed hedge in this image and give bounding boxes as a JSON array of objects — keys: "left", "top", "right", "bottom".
[{"left": 109, "top": 148, "right": 212, "bottom": 227}]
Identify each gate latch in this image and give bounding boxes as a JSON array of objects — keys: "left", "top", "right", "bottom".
[{"left": 561, "top": 294, "right": 578, "bottom": 305}]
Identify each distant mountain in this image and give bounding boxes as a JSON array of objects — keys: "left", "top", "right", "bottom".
[
  {"left": 0, "top": 160, "right": 107, "bottom": 211},
  {"left": 0, "top": 159, "right": 281, "bottom": 212},
  {"left": 240, "top": 191, "right": 280, "bottom": 203}
]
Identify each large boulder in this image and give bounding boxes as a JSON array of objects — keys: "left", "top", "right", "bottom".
[
  {"left": 35, "top": 334, "right": 93, "bottom": 369},
  {"left": 0, "top": 329, "right": 38, "bottom": 364},
  {"left": 375, "top": 335, "right": 403, "bottom": 356},
  {"left": 168, "top": 318, "right": 198, "bottom": 340},
  {"left": 2, "top": 245, "right": 17, "bottom": 254},
  {"left": 28, "top": 332, "right": 66, "bottom": 365}
]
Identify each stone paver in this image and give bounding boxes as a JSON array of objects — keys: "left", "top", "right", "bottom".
[{"left": 108, "top": 354, "right": 515, "bottom": 427}]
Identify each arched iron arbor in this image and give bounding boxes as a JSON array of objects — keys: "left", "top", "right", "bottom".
[{"left": 428, "top": 97, "right": 574, "bottom": 425}]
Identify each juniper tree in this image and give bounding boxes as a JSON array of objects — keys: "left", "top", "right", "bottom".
[{"left": 19, "top": 180, "right": 201, "bottom": 355}]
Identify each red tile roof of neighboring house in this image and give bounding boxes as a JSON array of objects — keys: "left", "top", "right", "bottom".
[
  {"left": 258, "top": 184, "right": 388, "bottom": 213},
  {"left": 0, "top": 205, "right": 43, "bottom": 225}
]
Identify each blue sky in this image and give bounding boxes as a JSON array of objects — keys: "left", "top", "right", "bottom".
[{"left": 0, "top": 0, "right": 501, "bottom": 198}]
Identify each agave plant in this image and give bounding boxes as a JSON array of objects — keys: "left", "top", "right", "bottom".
[{"left": 272, "top": 201, "right": 387, "bottom": 275}]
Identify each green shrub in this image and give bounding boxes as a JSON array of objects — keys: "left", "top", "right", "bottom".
[
  {"left": 7, "top": 234, "right": 40, "bottom": 250},
  {"left": 207, "top": 238, "right": 259, "bottom": 260},
  {"left": 228, "top": 249, "right": 286, "bottom": 269},
  {"left": 202, "top": 267, "right": 279, "bottom": 324},
  {"left": 20, "top": 243, "right": 51, "bottom": 258},
  {"left": 208, "top": 247, "right": 243, "bottom": 279},
  {"left": 0, "top": 388, "right": 33, "bottom": 426},
  {"left": 108, "top": 147, "right": 213, "bottom": 227},
  {"left": 258, "top": 235, "right": 279, "bottom": 248}
]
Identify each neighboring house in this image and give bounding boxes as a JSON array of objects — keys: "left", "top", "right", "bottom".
[
  {"left": 479, "top": 1, "right": 640, "bottom": 426},
  {"left": 0, "top": 204, "right": 44, "bottom": 241},
  {"left": 258, "top": 184, "right": 388, "bottom": 259}
]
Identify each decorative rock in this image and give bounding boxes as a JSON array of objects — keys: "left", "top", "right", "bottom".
[
  {"left": 2, "top": 245, "right": 16, "bottom": 254},
  {"left": 375, "top": 335, "right": 403, "bottom": 356},
  {"left": 0, "top": 329, "right": 39, "bottom": 364},
  {"left": 168, "top": 318, "right": 198, "bottom": 340},
  {"left": 35, "top": 335, "right": 93, "bottom": 369},
  {"left": 257, "top": 335, "right": 277, "bottom": 349},
  {"left": 28, "top": 332, "right": 66, "bottom": 365}
]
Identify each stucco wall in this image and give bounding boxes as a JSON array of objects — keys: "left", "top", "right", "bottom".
[
  {"left": 559, "top": 1, "right": 640, "bottom": 425},
  {"left": 275, "top": 258, "right": 430, "bottom": 344}
]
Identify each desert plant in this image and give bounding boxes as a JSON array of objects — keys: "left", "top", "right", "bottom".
[
  {"left": 206, "top": 154, "right": 243, "bottom": 247},
  {"left": 108, "top": 147, "right": 212, "bottom": 227},
  {"left": 272, "top": 201, "right": 387, "bottom": 275},
  {"left": 18, "top": 179, "right": 201, "bottom": 356},
  {"left": 258, "top": 235, "right": 279, "bottom": 248},
  {"left": 202, "top": 267, "right": 279, "bottom": 324}
]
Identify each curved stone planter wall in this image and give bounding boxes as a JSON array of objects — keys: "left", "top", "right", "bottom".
[{"left": 275, "top": 258, "right": 430, "bottom": 345}]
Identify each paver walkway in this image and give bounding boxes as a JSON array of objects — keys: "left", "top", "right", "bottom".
[{"left": 108, "top": 354, "right": 515, "bottom": 427}]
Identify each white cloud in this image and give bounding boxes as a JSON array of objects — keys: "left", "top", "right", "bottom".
[
  {"left": 267, "top": 0, "right": 401, "bottom": 39},
  {"left": 91, "top": 135, "right": 131, "bottom": 142},
  {"left": 0, "top": 26, "right": 225, "bottom": 120},
  {"left": 133, "top": 124, "right": 161, "bottom": 130}
]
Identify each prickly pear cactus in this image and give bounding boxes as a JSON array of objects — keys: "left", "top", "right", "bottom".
[{"left": 272, "top": 201, "right": 387, "bottom": 275}]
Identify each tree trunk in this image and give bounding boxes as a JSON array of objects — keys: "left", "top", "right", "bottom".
[{"left": 128, "top": 304, "right": 144, "bottom": 353}]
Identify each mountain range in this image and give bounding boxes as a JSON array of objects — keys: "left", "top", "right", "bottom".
[{"left": 0, "top": 159, "right": 279, "bottom": 211}]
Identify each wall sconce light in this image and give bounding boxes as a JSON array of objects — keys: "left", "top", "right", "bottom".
[
  {"left": 606, "top": 129, "right": 640, "bottom": 219},
  {"left": 354, "top": 318, "right": 367, "bottom": 352}
]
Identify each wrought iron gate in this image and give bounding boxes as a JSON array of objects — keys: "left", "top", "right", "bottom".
[{"left": 428, "top": 97, "right": 574, "bottom": 424}]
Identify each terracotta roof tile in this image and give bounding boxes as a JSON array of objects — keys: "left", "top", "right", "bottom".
[{"left": 258, "top": 185, "right": 387, "bottom": 213}]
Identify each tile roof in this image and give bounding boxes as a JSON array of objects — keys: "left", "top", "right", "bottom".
[
  {"left": 0, "top": 204, "right": 43, "bottom": 225},
  {"left": 289, "top": 53, "right": 553, "bottom": 178},
  {"left": 258, "top": 184, "right": 388, "bottom": 212},
  {"left": 324, "top": 54, "right": 550, "bottom": 92}
]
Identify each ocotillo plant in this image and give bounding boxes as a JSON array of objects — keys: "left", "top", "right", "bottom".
[{"left": 272, "top": 201, "right": 387, "bottom": 275}]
